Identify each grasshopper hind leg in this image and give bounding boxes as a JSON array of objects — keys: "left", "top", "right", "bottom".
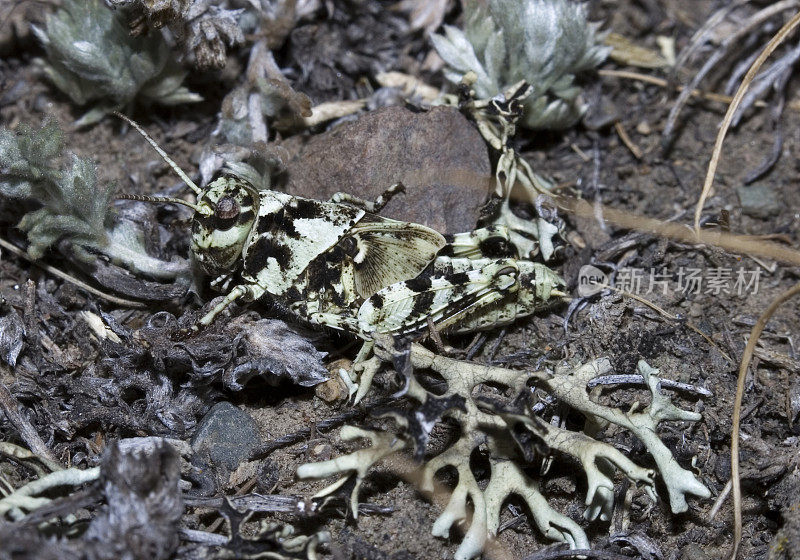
[
  {"left": 357, "top": 259, "right": 520, "bottom": 338},
  {"left": 439, "top": 226, "right": 518, "bottom": 259},
  {"left": 330, "top": 182, "right": 405, "bottom": 213}
]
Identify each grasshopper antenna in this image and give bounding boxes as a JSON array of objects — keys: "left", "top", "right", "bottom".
[
  {"left": 117, "top": 193, "right": 208, "bottom": 214},
  {"left": 113, "top": 111, "right": 203, "bottom": 196}
]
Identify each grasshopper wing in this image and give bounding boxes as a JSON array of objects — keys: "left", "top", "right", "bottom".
[
  {"left": 357, "top": 260, "right": 519, "bottom": 337},
  {"left": 345, "top": 217, "right": 446, "bottom": 299}
]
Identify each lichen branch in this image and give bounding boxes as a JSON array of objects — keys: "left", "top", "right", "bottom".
[{"left": 299, "top": 342, "right": 710, "bottom": 559}]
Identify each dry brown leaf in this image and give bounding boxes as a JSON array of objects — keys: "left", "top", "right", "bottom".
[{"left": 605, "top": 32, "right": 670, "bottom": 69}]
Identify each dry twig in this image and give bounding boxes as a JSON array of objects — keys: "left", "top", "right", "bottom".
[
  {"left": 0, "top": 237, "right": 146, "bottom": 308},
  {"left": 554, "top": 196, "right": 800, "bottom": 267},
  {"left": 0, "top": 374, "right": 57, "bottom": 463},
  {"left": 730, "top": 281, "right": 800, "bottom": 559},
  {"left": 693, "top": 9, "right": 800, "bottom": 235}
]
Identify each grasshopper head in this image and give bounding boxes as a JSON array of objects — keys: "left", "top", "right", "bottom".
[
  {"left": 191, "top": 177, "right": 259, "bottom": 276},
  {"left": 518, "top": 263, "right": 568, "bottom": 309},
  {"left": 110, "top": 114, "right": 260, "bottom": 276}
]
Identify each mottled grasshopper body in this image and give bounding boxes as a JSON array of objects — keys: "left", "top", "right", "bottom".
[
  {"left": 116, "top": 114, "right": 565, "bottom": 350},
  {"left": 190, "top": 176, "right": 446, "bottom": 334}
]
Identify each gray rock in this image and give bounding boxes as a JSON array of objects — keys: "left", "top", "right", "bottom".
[
  {"left": 582, "top": 94, "right": 620, "bottom": 130},
  {"left": 736, "top": 184, "right": 780, "bottom": 219},
  {"left": 282, "top": 106, "right": 492, "bottom": 233},
  {"left": 681, "top": 544, "right": 710, "bottom": 560},
  {"left": 191, "top": 402, "right": 260, "bottom": 473}
]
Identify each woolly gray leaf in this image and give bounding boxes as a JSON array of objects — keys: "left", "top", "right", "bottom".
[
  {"left": 430, "top": 26, "right": 476, "bottom": 74},
  {"left": 36, "top": 0, "right": 200, "bottom": 125},
  {"left": 463, "top": 0, "right": 495, "bottom": 54},
  {"left": 0, "top": 121, "right": 64, "bottom": 199},
  {"left": 224, "top": 319, "right": 328, "bottom": 390},
  {"left": 0, "top": 311, "right": 25, "bottom": 367},
  {"left": 483, "top": 30, "right": 506, "bottom": 95}
]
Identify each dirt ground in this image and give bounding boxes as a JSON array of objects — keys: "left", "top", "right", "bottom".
[{"left": 1, "top": 1, "right": 800, "bottom": 559}]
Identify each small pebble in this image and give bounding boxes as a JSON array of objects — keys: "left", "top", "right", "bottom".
[
  {"left": 191, "top": 402, "right": 261, "bottom": 473},
  {"left": 310, "top": 442, "right": 332, "bottom": 461},
  {"left": 582, "top": 96, "right": 620, "bottom": 130},
  {"left": 33, "top": 94, "right": 55, "bottom": 114},
  {"left": 736, "top": 184, "right": 780, "bottom": 219},
  {"left": 315, "top": 358, "right": 352, "bottom": 402},
  {"left": 680, "top": 543, "right": 710, "bottom": 560},
  {"left": 315, "top": 376, "right": 349, "bottom": 403}
]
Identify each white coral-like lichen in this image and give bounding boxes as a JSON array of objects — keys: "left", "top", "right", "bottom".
[
  {"left": 298, "top": 340, "right": 710, "bottom": 560},
  {"left": 297, "top": 426, "right": 406, "bottom": 516}
]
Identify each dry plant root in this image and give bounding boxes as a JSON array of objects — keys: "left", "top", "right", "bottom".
[{"left": 730, "top": 281, "right": 800, "bottom": 559}]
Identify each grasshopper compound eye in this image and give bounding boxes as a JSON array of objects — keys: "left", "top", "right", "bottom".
[{"left": 215, "top": 196, "right": 240, "bottom": 221}]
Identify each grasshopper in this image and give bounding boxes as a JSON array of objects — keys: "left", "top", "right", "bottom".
[{"left": 115, "top": 114, "right": 566, "bottom": 379}]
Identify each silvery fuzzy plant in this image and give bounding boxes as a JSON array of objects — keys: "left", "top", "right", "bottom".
[
  {"left": 32, "top": 0, "right": 201, "bottom": 127},
  {"left": 298, "top": 339, "right": 711, "bottom": 560},
  {"left": 0, "top": 120, "right": 189, "bottom": 281},
  {"left": 430, "top": 0, "right": 608, "bottom": 259},
  {"left": 105, "top": 0, "right": 245, "bottom": 70},
  {"left": 431, "top": 0, "right": 609, "bottom": 130}
]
